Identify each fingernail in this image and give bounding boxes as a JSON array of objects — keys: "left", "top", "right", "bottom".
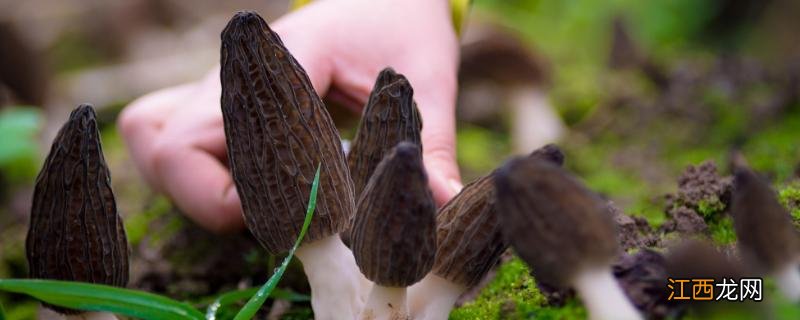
[{"left": 448, "top": 179, "right": 464, "bottom": 194}]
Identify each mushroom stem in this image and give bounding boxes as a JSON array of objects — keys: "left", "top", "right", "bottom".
[
  {"left": 39, "top": 307, "right": 118, "bottom": 320},
  {"left": 407, "top": 274, "right": 466, "bottom": 320},
  {"left": 774, "top": 261, "right": 800, "bottom": 301},
  {"left": 572, "top": 267, "right": 641, "bottom": 320},
  {"left": 361, "top": 285, "right": 408, "bottom": 320},
  {"left": 295, "top": 236, "right": 371, "bottom": 320},
  {"left": 65, "top": 312, "right": 119, "bottom": 320}
]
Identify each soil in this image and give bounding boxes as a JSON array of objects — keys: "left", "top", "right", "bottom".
[{"left": 661, "top": 161, "right": 733, "bottom": 235}]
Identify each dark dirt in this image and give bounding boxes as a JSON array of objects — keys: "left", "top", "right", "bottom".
[
  {"left": 130, "top": 207, "right": 310, "bottom": 305},
  {"left": 613, "top": 250, "right": 672, "bottom": 319},
  {"left": 607, "top": 201, "right": 661, "bottom": 251},
  {"left": 661, "top": 161, "right": 733, "bottom": 235}
]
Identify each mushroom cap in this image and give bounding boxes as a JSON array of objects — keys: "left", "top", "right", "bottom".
[
  {"left": 495, "top": 157, "right": 618, "bottom": 286},
  {"left": 350, "top": 142, "right": 436, "bottom": 286},
  {"left": 347, "top": 67, "right": 422, "bottom": 198},
  {"left": 731, "top": 165, "right": 800, "bottom": 272},
  {"left": 665, "top": 239, "right": 743, "bottom": 279},
  {"left": 433, "top": 144, "right": 564, "bottom": 287},
  {"left": 220, "top": 11, "right": 355, "bottom": 254},
  {"left": 26, "top": 104, "right": 129, "bottom": 314}
]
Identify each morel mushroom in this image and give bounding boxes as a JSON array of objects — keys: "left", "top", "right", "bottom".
[
  {"left": 351, "top": 142, "right": 436, "bottom": 320},
  {"left": 343, "top": 67, "right": 422, "bottom": 245},
  {"left": 347, "top": 67, "right": 422, "bottom": 197},
  {"left": 220, "top": 11, "right": 365, "bottom": 318},
  {"left": 26, "top": 104, "right": 128, "bottom": 320},
  {"left": 408, "top": 144, "right": 564, "bottom": 319},
  {"left": 731, "top": 164, "right": 800, "bottom": 301},
  {"left": 495, "top": 158, "right": 641, "bottom": 320}
]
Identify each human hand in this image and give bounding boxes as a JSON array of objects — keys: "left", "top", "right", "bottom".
[{"left": 118, "top": 0, "right": 462, "bottom": 233}]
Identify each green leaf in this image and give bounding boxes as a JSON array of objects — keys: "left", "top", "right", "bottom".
[
  {"left": 0, "top": 279, "right": 204, "bottom": 320},
  {"left": 233, "top": 165, "right": 320, "bottom": 320},
  {"left": 205, "top": 288, "right": 309, "bottom": 320}
]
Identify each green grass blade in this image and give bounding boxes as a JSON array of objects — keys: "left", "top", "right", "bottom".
[
  {"left": 0, "top": 279, "right": 204, "bottom": 320},
  {"left": 205, "top": 288, "right": 309, "bottom": 320},
  {"left": 0, "top": 302, "right": 6, "bottom": 320},
  {"left": 233, "top": 165, "right": 320, "bottom": 320}
]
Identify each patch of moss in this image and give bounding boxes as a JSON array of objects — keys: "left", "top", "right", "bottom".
[
  {"left": 708, "top": 216, "right": 737, "bottom": 245},
  {"left": 696, "top": 196, "right": 726, "bottom": 220},
  {"left": 450, "top": 258, "right": 545, "bottom": 319},
  {"left": 778, "top": 184, "right": 800, "bottom": 219},
  {"left": 451, "top": 258, "right": 587, "bottom": 319}
]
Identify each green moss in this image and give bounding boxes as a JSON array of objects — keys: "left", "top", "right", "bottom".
[
  {"left": 778, "top": 184, "right": 800, "bottom": 219},
  {"left": 708, "top": 216, "right": 737, "bottom": 245},
  {"left": 450, "top": 258, "right": 588, "bottom": 319},
  {"left": 450, "top": 258, "right": 546, "bottom": 319}
]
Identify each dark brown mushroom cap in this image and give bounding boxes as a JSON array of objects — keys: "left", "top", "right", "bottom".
[
  {"left": 665, "top": 239, "right": 743, "bottom": 279},
  {"left": 731, "top": 166, "right": 800, "bottom": 272},
  {"left": 347, "top": 67, "right": 422, "bottom": 197},
  {"left": 220, "top": 11, "right": 354, "bottom": 254},
  {"left": 433, "top": 144, "right": 564, "bottom": 287},
  {"left": 26, "top": 104, "right": 129, "bottom": 314},
  {"left": 495, "top": 157, "right": 618, "bottom": 286},
  {"left": 350, "top": 142, "right": 436, "bottom": 286}
]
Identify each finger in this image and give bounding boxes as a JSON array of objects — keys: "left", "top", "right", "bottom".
[
  {"left": 404, "top": 42, "right": 462, "bottom": 205},
  {"left": 150, "top": 141, "right": 244, "bottom": 233},
  {"left": 118, "top": 82, "right": 199, "bottom": 189},
  {"left": 271, "top": 4, "right": 336, "bottom": 97}
]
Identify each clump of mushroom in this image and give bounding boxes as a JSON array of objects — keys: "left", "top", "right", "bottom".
[
  {"left": 730, "top": 161, "right": 800, "bottom": 301},
  {"left": 494, "top": 157, "right": 641, "bottom": 320},
  {"left": 351, "top": 142, "right": 436, "bottom": 320},
  {"left": 409, "top": 144, "right": 565, "bottom": 319},
  {"left": 26, "top": 104, "right": 129, "bottom": 320},
  {"left": 220, "top": 11, "right": 365, "bottom": 319}
]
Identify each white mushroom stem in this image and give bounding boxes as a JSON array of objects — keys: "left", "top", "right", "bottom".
[
  {"left": 38, "top": 306, "right": 118, "bottom": 320},
  {"left": 572, "top": 266, "right": 642, "bottom": 320},
  {"left": 361, "top": 285, "right": 408, "bottom": 320},
  {"left": 294, "top": 235, "right": 371, "bottom": 320},
  {"left": 407, "top": 274, "right": 467, "bottom": 320},
  {"left": 774, "top": 262, "right": 800, "bottom": 301}
]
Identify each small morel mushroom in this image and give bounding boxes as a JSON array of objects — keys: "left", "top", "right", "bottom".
[
  {"left": 347, "top": 67, "right": 423, "bottom": 196},
  {"left": 26, "top": 104, "right": 128, "bottom": 319},
  {"left": 343, "top": 67, "right": 422, "bottom": 245},
  {"left": 220, "top": 11, "right": 364, "bottom": 318},
  {"left": 351, "top": 142, "right": 437, "bottom": 320},
  {"left": 409, "top": 144, "right": 564, "bottom": 319},
  {"left": 495, "top": 158, "right": 641, "bottom": 320},
  {"left": 731, "top": 163, "right": 800, "bottom": 301}
]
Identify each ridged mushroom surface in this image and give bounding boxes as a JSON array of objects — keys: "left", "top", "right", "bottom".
[
  {"left": 351, "top": 142, "right": 436, "bottom": 287},
  {"left": 495, "top": 157, "right": 618, "bottom": 286},
  {"left": 347, "top": 67, "right": 422, "bottom": 197},
  {"left": 220, "top": 11, "right": 354, "bottom": 254},
  {"left": 26, "top": 104, "right": 129, "bottom": 313},
  {"left": 433, "top": 144, "right": 564, "bottom": 287}
]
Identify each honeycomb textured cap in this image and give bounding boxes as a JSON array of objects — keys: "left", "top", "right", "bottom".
[
  {"left": 350, "top": 142, "right": 436, "bottom": 286},
  {"left": 495, "top": 157, "right": 618, "bottom": 286},
  {"left": 347, "top": 67, "right": 422, "bottom": 198},
  {"left": 220, "top": 11, "right": 355, "bottom": 254},
  {"left": 731, "top": 165, "right": 800, "bottom": 271},
  {"left": 433, "top": 144, "right": 565, "bottom": 287},
  {"left": 26, "top": 103, "right": 129, "bottom": 314}
]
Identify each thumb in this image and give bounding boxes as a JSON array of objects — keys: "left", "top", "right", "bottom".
[
  {"left": 271, "top": 3, "right": 335, "bottom": 96},
  {"left": 413, "top": 75, "right": 463, "bottom": 207}
]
